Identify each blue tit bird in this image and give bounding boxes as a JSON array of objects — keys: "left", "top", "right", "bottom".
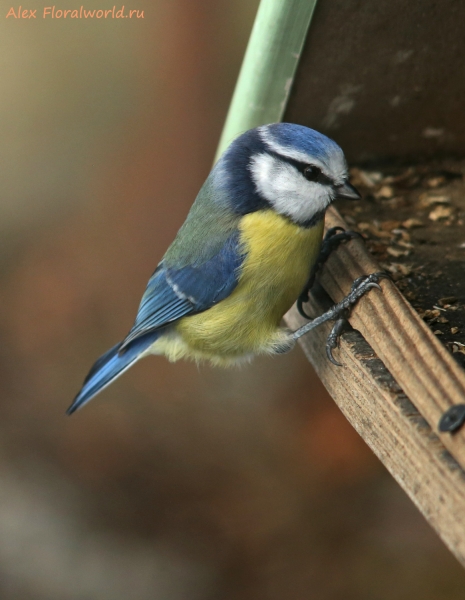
[{"left": 68, "top": 122, "right": 379, "bottom": 415}]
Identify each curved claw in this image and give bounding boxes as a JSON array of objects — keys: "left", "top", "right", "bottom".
[
  {"left": 325, "top": 317, "right": 347, "bottom": 367},
  {"left": 350, "top": 272, "right": 389, "bottom": 294},
  {"left": 297, "top": 295, "right": 312, "bottom": 319},
  {"left": 362, "top": 282, "right": 382, "bottom": 293},
  {"left": 346, "top": 231, "right": 364, "bottom": 241},
  {"left": 324, "top": 228, "right": 363, "bottom": 247},
  {"left": 325, "top": 226, "right": 346, "bottom": 239},
  {"left": 326, "top": 344, "right": 342, "bottom": 367}
]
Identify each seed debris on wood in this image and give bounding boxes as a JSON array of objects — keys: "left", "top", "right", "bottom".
[
  {"left": 342, "top": 160, "right": 465, "bottom": 367},
  {"left": 428, "top": 205, "right": 454, "bottom": 221}
]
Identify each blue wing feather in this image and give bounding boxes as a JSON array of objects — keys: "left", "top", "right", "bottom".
[
  {"left": 120, "top": 231, "right": 244, "bottom": 350},
  {"left": 69, "top": 231, "right": 244, "bottom": 412},
  {"left": 165, "top": 231, "right": 243, "bottom": 309},
  {"left": 123, "top": 267, "right": 194, "bottom": 344}
]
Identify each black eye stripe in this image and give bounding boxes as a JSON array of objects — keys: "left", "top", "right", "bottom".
[{"left": 263, "top": 150, "right": 333, "bottom": 185}]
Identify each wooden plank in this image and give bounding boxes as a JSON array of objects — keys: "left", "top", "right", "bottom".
[
  {"left": 285, "top": 0, "right": 465, "bottom": 162},
  {"left": 216, "top": 0, "right": 465, "bottom": 567},
  {"left": 285, "top": 289, "right": 465, "bottom": 566},
  {"left": 302, "top": 207, "right": 465, "bottom": 468}
]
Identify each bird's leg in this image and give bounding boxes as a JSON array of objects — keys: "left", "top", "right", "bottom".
[
  {"left": 292, "top": 272, "right": 388, "bottom": 364},
  {"left": 297, "top": 227, "right": 363, "bottom": 319}
]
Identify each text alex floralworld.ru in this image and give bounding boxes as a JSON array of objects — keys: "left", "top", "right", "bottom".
[{"left": 6, "top": 6, "right": 145, "bottom": 19}]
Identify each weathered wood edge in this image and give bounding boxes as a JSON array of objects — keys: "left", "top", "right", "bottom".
[
  {"left": 310, "top": 207, "right": 465, "bottom": 467},
  {"left": 215, "top": 0, "right": 465, "bottom": 567},
  {"left": 285, "top": 289, "right": 465, "bottom": 567}
]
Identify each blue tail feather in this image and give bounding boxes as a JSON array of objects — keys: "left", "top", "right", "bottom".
[{"left": 67, "top": 330, "right": 161, "bottom": 415}]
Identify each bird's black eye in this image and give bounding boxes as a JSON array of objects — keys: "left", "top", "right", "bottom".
[{"left": 303, "top": 165, "right": 321, "bottom": 182}]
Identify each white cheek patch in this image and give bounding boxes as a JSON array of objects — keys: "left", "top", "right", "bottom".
[{"left": 250, "top": 153, "right": 333, "bottom": 223}]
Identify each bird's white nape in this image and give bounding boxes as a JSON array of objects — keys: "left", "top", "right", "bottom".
[{"left": 249, "top": 152, "right": 333, "bottom": 225}]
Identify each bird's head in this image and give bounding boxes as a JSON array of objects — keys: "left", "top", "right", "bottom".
[{"left": 215, "top": 123, "right": 360, "bottom": 227}]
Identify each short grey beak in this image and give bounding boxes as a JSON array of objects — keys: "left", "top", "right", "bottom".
[{"left": 335, "top": 181, "right": 361, "bottom": 200}]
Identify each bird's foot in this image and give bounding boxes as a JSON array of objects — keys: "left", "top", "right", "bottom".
[
  {"left": 318, "top": 226, "right": 364, "bottom": 266},
  {"left": 292, "top": 272, "right": 389, "bottom": 364},
  {"left": 297, "top": 227, "right": 363, "bottom": 319}
]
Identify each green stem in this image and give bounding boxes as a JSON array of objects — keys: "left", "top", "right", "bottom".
[{"left": 215, "top": 0, "right": 317, "bottom": 161}]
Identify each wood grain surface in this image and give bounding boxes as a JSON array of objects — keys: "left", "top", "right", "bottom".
[
  {"left": 284, "top": 205, "right": 465, "bottom": 564},
  {"left": 286, "top": 294, "right": 465, "bottom": 566},
  {"left": 214, "top": 0, "right": 465, "bottom": 566}
]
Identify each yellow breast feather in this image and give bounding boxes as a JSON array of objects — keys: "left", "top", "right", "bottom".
[{"left": 151, "top": 210, "right": 324, "bottom": 365}]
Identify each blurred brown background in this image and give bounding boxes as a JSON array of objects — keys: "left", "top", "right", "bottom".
[{"left": 0, "top": 1, "right": 464, "bottom": 598}]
